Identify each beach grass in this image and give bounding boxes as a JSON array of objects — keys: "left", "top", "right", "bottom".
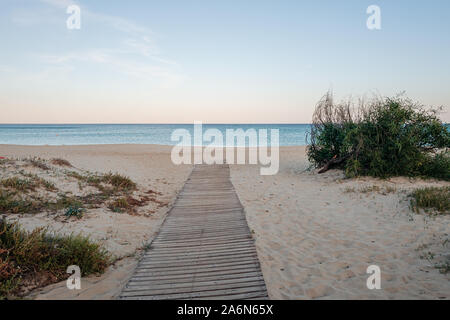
[
  {"left": 0, "top": 219, "right": 110, "bottom": 299},
  {"left": 0, "top": 158, "right": 141, "bottom": 215},
  {"left": 410, "top": 186, "right": 450, "bottom": 214}
]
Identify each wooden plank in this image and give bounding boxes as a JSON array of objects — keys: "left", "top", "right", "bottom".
[
  {"left": 145, "top": 245, "right": 257, "bottom": 256},
  {"left": 138, "top": 256, "right": 260, "bottom": 269},
  {"left": 150, "top": 238, "right": 254, "bottom": 248},
  {"left": 129, "top": 271, "right": 264, "bottom": 284},
  {"left": 122, "top": 281, "right": 266, "bottom": 296},
  {"left": 139, "top": 252, "right": 259, "bottom": 264},
  {"left": 120, "top": 286, "right": 268, "bottom": 300},
  {"left": 151, "top": 234, "right": 252, "bottom": 245},
  {"left": 126, "top": 276, "right": 265, "bottom": 289},
  {"left": 135, "top": 261, "right": 261, "bottom": 273},
  {"left": 132, "top": 266, "right": 260, "bottom": 277},
  {"left": 119, "top": 164, "right": 268, "bottom": 300}
]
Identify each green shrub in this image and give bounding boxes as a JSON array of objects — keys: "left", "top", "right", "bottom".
[
  {"left": 0, "top": 219, "right": 110, "bottom": 299},
  {"left": 307, "top": 92, "right": 450, "bottom": 180},
  {"left": 421, "top": 151, "right": 450, "bottom": 181}
]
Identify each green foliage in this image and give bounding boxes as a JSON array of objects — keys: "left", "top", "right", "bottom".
[
  {"left": 67, "top": 171, "right": 136, "bottom": 191},
  {"left": 307, "top": 92, "right": 450, "bottom": 180},
  {"left": 1, "top": 175, "right": 56, "bottom": 193},
  {"left": 421, "top": 151, "right": 450, "bottom": 181},
  {"left": 64, "top": 204, "right": 85, "bottom": 218},
  {"left": 0, "top": 219, "right": 110, "bottom": 299},
  {"left": 410, "top": 186, "right": 450, "bottom": 214},
  {"left": 0, "top": 191, "right": 39, "bottom": 214},
  {"left": 1, "top": 177, "right": 35, "bottom": 192},
  {"left": 103, "top": 173, "right": 136, "bottom": 191}
]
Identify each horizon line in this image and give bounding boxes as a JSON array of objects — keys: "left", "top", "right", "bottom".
[{"left": 0, "top": 123, "right": 313, "bottom": 125}]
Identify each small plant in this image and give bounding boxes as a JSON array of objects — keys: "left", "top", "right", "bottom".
[
  {"left": 51, "top": 158, "right": 72, "bottom": 167},
  {"left": 67, "top": 171, "right": 136, "bottom": 192},
  {"left": 360, "top": 185, "right": 381, "bottom": 193},
  {"left": 343, "top": 184, "right": 396, "bottom": 195},
  {"left": 108, "top": 197, "right": 129, "bottom": 213},
  {"left": 435, "top": 262, "right": 450, "bottom": 274},
  {"left": 410, "top": 186, "right": 450, "bottom": 214},
  {"left": 64, "top": 204, "right": 85, "bottom": 218},
  {"left": 27, "top": 158, "right": 50, "bottom": 171},
  {"left": 41, "top": 179, "right": 57, "bottom": 191},
  {"left": 104, "top": 173, "right": 136, "bottom": 191},
  {"left": 1, "top": 174, "right": 57, "bottom": 193},
  {"left": 66, "top": 171, "right": 85, "bottom": 181},
  {"left": 0, "top": 191, "right": 39, "bottom": 214},
  {"left": 1, "top": 177, "right": 35, "bottom": 192},
  {"left": 343, "top": 186, "right": 356, "bottom": 193}
]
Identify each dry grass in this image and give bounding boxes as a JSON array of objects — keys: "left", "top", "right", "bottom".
[
  {"left": 1, "top": 177, "right": 36, "bottom": 192},
  {"left": 108, "top": 196, "right": 151, "bottom": 214},
  {"left": 343, "top": 184, "right": 397, "bottom": 195},
  {"left": 27, "top": 158, "right": 50, "bottom": 171},
  {"left": 410, "top": 186, "right": 450, "bottom": 214},
  {"left": 51, "top": 158, "right": 72, "bottom": 167},
  {"left": 0, "top": 159, "right": 158, "bottom": 217}
]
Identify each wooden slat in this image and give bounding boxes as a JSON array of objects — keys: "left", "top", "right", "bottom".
[
  {"left": 119, "top": 164, "right": 268, "bottom": 300},
  {"left": 129, "top": 271, "right": 264, "bottom": 284}
]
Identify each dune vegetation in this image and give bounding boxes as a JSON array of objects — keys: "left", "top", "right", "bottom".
[
  {"left": 307, "top": 91, "right": 450, "bottom": 180},
  {"left": 0, "top": 157, "right": 163, "bottom": 299},
  {"left": 307, "top": 92, "right": 450, "bottom": 214},
  {"left": 0, "top": 219, "right": 110, "bottom": 299}
]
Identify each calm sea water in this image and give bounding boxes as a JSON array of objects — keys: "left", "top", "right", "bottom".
[{"left": 0, "top": 124, "right": 310, "bottom": 146}]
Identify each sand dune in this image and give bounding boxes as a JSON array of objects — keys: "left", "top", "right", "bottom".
[{"left": 1, "top": 144, "right": 192, "bottom": 299}]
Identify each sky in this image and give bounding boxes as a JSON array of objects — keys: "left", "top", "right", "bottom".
[{"left": 0, "top": 0, "right": 449, "bottom": 123}]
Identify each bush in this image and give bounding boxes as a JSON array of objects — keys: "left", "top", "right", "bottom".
[
  {"left": 307, "top": 91, "right": 450, "bottom": 180},
  {"left": 0, "top": 219, "right": 110, "bottom": 299}
]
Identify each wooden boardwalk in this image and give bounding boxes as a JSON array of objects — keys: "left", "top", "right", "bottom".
[{"left": 119, "top": 164, "right": 268, "bottom": 300}]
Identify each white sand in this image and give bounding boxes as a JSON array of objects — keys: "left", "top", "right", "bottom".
[
  {"left": 230, "top": 146, "right": 450, "bottom": 299},
  {"left": 1, "top": 144, "right": 448, "bottom": 299}
]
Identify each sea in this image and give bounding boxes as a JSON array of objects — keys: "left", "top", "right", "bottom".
[{"left": 0, "top": 124, "right": 311, "bottom": 146}]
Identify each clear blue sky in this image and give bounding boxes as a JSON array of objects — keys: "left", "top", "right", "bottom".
[{"left": 1, "top": 0, "right": 449, "bottom": 123}]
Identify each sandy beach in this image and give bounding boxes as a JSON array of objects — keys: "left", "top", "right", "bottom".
[
  {"left": 231, "top": 147, "right": 450, "bottom": 299},
  {"left": 0, "top": 144, "right": 192, "bottom": 299},
  {"left": 1, "top": 144, "right": 449, "bottom": 299}
]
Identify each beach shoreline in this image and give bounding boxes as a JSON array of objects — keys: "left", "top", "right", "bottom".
[{"left": 0, "top": 144, "right": 449, "bottom": 299}]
